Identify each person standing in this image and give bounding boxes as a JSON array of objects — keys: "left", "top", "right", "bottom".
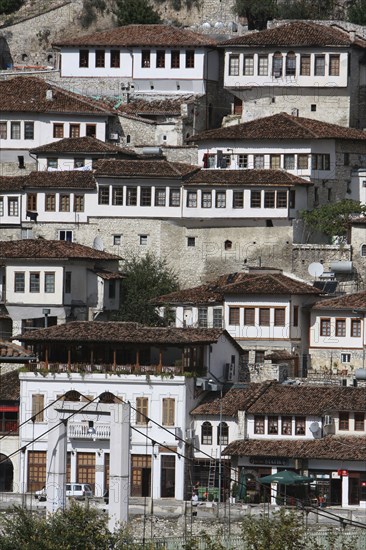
[{"left": 191, "top": 491, "right": 199, "bottom": 516}]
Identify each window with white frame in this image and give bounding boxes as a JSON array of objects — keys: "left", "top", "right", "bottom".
[
  {"left": 284, "top": 154, "right": 295, "bottom": 170},
  {"left": 155, "top": 188, "right": 166, "bottom": 207},
  {"left": 314, "top": 55, "right": 325, "bottom": 76},
  {"left": 10, "top": 122, "right": 21, "bottom": 140},
  {"left": 140, "top": 235, "right": 148, "bottom": 246},
  {"left": 229, "top": 55, "right": 239, "bottom": 76},
  {"left": 14, "top": 272, "right": 25, "bottom": 293},
  {"left": 169, "top": 188, "right": 180, "bottom": 207},
  {"left": 272, "top": 52, "right": 283, "bottom": 77},
  {"left": 162, "top": 398, "right": 175, "bottom": 426},
  {"left": 285, "top": 52, "right": 296, "bottom": 76},
  {"left": 0, "top": 122, "right": 7, "bottom": 139},
  {"left": 243, "top": 55, "right": 254, "bottom": 75},
  {"left": 233, "top": 191, "right": 244, "bottom": 209},
  {"left": 59, "top": 230, "right": 73, "bottom": 242},
  {"left": 217, "top": 422, "right": 229, "bottom": 445},
  {"left": 238, "top": 154, "right": 248, "bottom": 168},
  {"left": 8, "top": 197, "right": 18, "bottom": 216},
  {"left": 187, "top": 191, "right": 197, "bottom": 208},
  {"left": 29, "top": 272, "right": 40, "bottom": 293},
  {"left": 201, "top": 191, "right": 212, "bottom": 208},
  {"left": 98, "top": 186, "right": 110, "bottom": 205},
  {"left": 113, "top": 235, "right": 122, "bottom": 246},
  {"left": 254, "top": 154, "right": 264, "bottom": 169},
  {"left": 213, "top": 308, "right": 223, "bottom": 328},
  {"left": 341, "top": 353, "right": 351, "bottom": 363},
  {"left": 126, "top": 187, "right": 137, "bottom": 206},
  {"left": 24, "top": 122, "right": 34, "bottom": 140},
  {"left": 215, "top": 191, "right": 226, "bottom": 208},
  {"left": 198, "top": 307, "right": 208, "bottom": 328},
  {"left": 140, "top": 188, "right": 151, "bottom": 207},
  {"left": 112, "top": 187, "right": 123, "bottom": 206},
  {"left": 258, "top": 55, "right": 268, "bottom": 75},
  {"left": 44, "top": 272, "right": 55, "bottom": 293},
  {"left": 201, "top": 421, "right": 212, "bottom": 445},
  {"left": 0, "top": 197, "right": 3, "bottom": 217}
]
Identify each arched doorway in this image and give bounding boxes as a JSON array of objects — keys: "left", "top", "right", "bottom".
[{"left": 0, "top": 454, "right": 13, "bottom": 491}]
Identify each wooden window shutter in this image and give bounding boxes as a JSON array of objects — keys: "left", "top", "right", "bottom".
[{"left": 32, "top": 394, "right": 44, "bottom": 422}]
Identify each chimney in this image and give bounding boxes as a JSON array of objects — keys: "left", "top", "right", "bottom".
[
  {"left": 349, "top": 30, "right": 356, "bottom": 42},
  {"left": 46, "top": 89, "right": 53, "bottom": 100}
]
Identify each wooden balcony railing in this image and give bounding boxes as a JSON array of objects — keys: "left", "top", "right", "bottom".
[{"left": 25, "top": 362, "right": 203, "bottom": 377}]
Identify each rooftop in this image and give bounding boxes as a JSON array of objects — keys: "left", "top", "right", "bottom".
[
  {"left": 186, "top": 169, "right": 312, "bottom": 187},
  {"left": 313, "top": 290, "right": 366, "bottom": 310},
  {"left": 189, "top": 113, "right": 366, "bottom": 142},
  {"left": 25, "top": 171, "right": 96, "bottom": 190},
  {"left": 0, "top": 240, "right": 120, "bottom": 261},
  {"left": 0, "top": 370, "right": 20, "bottom": 401},
  {"left": 94, "top": 159, "right": 199, "bottom": 178},
  {"left": 30, "top": 137, "right": 137, "bottom": 156}
]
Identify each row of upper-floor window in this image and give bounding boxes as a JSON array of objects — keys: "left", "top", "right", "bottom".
[
  {"left": 98, "top": 186, "right": 295, "bottom": 209},
  {"left": 13, "top": 271, "right": 56, "bottom": 294},
  {"left": 0, "top": 122, "right": 97, "bottom": 140},
  {"left": 319, "top": 317, "right": 362, "bottom": 338},
  {"left": 228, "top": 52, "right": 341, "bottom": 78},
  {"left": 338, "top": 411, "right": 365, "bottom": 431},
  {"left": 26, "top": 193, "right": 85, "bottom": 213},
  {"left": 228, "top": 305, "right": 299, "bottom": 327},
  {"left": 203, "top": 152, "right": 331, "bottom": 171},
  {"left": 201, "top": 421, "right": 229, "bottom": 445},
  {"left": 253, "top": 415, "right": 306, "bottom": 435},
  {"left": 79, "top": 48, "right": 195, "bottom": 69}
]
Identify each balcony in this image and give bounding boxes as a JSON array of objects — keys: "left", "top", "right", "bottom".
[{"left": 68, "top": 422, "right": 110, "bottom": 439}]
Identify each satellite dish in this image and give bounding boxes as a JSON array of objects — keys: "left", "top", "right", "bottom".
[
  {"left": 308, "top": 262, "right": 324, "bottom": 278},
  {"left": 309, "top": 422, "right": 320, "bottom": 433},
  {"left": 93, "top": 235, "right": 104, "bottom": 251}
]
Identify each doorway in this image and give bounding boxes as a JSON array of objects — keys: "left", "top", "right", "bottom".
[
  {"left": 0, "top": 454, "right": 13, "bottom": 491},
  {"left": 161, "top": 455, "right": 175, "bottom": 497}
]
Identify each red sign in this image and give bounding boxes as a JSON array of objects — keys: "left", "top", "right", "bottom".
[{"left": 337, "top": 470, "right": 348, "bottom": 477}]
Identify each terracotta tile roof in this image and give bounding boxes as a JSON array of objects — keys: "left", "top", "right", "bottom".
[
  {"left": 350, "top": 217, "right": 366, "bottom": 225},
  {"left": 0, "top": 77, "right": 112, "bottom": 115},
  {"left": 0, "top": 176, "right": 27, "bottom": 191},
  {"left": 189, "top": 113, "right": 366, "bottom": 142},
  {"left": 0, "top": 341, "right": 34, "bottom": 360},
  {"left": 0, "top": 240, "right": 120, "bottom": 261},
  {"left": 93, "top": 270, "right": 125, "bottom": 280},
  {"left": 247, "top": 384, "right": 366, "bottom": 415},
  {"left": 186, "top": 169, "right": 312, "bottom": 187},
  {"left": 313, "top": 290, "right": 366, "bottom": 310},
  {"left": 94, "top": 159, "right": 200, "bottom": 178},
  {"left": 24, "top": 171, "right": 96, "bottom": 190},
  {"left": 220, "top": 21, "right": 356, "bottom": 47},
  {"left": 154, "top": 271, "right": 319, "bottom": 305},
  {"left": 18, "top": 321, "right": 235, "bottom": 346},
  {"left": 0, "top": 370, "right": 20, "bottom": 400},
  {"left": 191, "top": 382, "right": 274, "bottom": 416},
  {"left": 223, "top": 436, "right": 366, "bottom": 461},
  {"left": 30, "top": 137, "right": 136, "bottom": 157},
  {"left": 54, "top": 25, "right": 217, "bottom": 48}
]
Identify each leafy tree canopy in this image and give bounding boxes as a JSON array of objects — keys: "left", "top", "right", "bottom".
[
  {"left": 0, "top": 0, "right": 23, "bottom": 15},
  {"left": 347, "top": 0, "right": 366, "bottom": 25},
  {"left": 233, "top": 0, "right": 278, "bottom": 29},
  {"left": 277, "top": 0, "right": 335, "bottom": 20},
  {"left": 115, "top": 0, "right": 161, "bottom": 25},
  {"left": 301, "top": 200, "right": 366, "bottom": 238},
  {"left": 116, "top": 252, "right": 179, "bottom": 325}
]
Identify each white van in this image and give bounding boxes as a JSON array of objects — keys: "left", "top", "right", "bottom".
[{"left": 66, "top": 483, "right": 93, "bottom": 499}]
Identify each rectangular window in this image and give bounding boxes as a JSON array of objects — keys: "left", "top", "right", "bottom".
[
  {"left": 329, "top": 54, "right": 340, "bottom": 76},
  {"left": 201, "top": 191, "right": 212, "bottom": 208},
  {"left": 254, "top": 350, "right": 264, "bottom": 364},
  {"left": 229, "top": 306, "right": 240, "bottom": 325},
  {"left": 320, "top": 318, "right": 331, "bottom": 337},
  {"left": 315, "top": 55, "right": 325, "bottom": 76},
  {"left": 300, "top": 54, "right": 310, "bottom": 76},
  {"left": 187, "top": 191, "right": 197, "bottom": 208},
  {"left": 286, "top": 54, "right": 296, "bottom": 76},
  {"left": 126, "top": 187, "right": 137, "bottom": 206},
  {"left": 312, "top": 154, "right": 330, "bottom": 170},
  {"left": 74, "top": 158, "right": 85, "bottom": 169},
  {"left": 95, "top": 49, "right": 105, "bottom": 68},
  {"left": 258, "top": 55, "right": 268, "bottom": 76},
  {"left": 244, "top": 307, "right": 255, "bottom": 326},
  {"left": 293, "top": 305, "right": 299, "bottom": 327},
  {"left": 264, "top": 191, "right": 275, "bottom": 208},
  {"left": 79, "top": 49, "right": 89, "bottom": 67},
  {"left": 355, "top": 412, "right": 364, "bottom": 431},
  {"left": 169, "top": 188, "right": 180, "bottom": 207},
  {"left": 162, "top": 398, "right": 175, "bottom": 426},
  {"left": 112, "top": 188, "right": 123, "bottom": 206},
  {"left": 259, "top": 308, "right": 270, "bottom": 326},
  {"left": 238, "top": 154, "right": 248, "bottom": 168},
  {"left": 351, "top": 319, "right": 361, "bottom": 337},
  {"left": 8, "top": 197, "right": 19, "bottom": 216},
  {"left": 30, "top": 272, "right": 40, "bottom": 293},
  {"left": 335, "top": 319, "right": 346, "bottom": 337},
  {"left": 289, "top": 190, "right": 296, "bottom": 209},
  {"left": 0, "top": 122, "right": 7, "bottom": 139},
  {"left": 53, "top": 124, "right": 64, "bottom": 138},
  {"left": 108, "top": 280, "right": 116, "bottom": 299},
  {"left": 45, "top": 272, "right": 55, "bottom": 293},
  {"left": 185, "top": 50, "right": 194, "bottom": 68},
  {"left": 27, "top": 450, "right": 46, "bottom": 492},
  {"left": 69, "top": 124, "right": 80, "bottom": 138},
  {"left": 98, "top": 186, "right": 110, "bottom": 205},
  {"left": 59, "top": 194, "right": 70, "bottom": 212},
  {"left": 251, "top": 191, "right": 261, "bottom": 208},
  {"left": 45, "top": 194, "right": 56, "bottom": 211},
  {"left": 74, "top": 194, "right": 84, "bottom": 212},
  {"left": 284, "top": 154, "right": 295, "bottom": 170},
  {"left": 272, "top": 54, "right": 283, "bottom": 77},
  {"left": 187, "top": 237, "right": 195, "bottom": 247},
  {"left": 140, "top": 235, "right": 148, "bottom": 246},
  {"left": 140, "top": 188, "right": 151, "bottom": 206},
  {"left": 86, "top": 124, "right": 96, "bottom": 138},
  {"left": 254, "top": 154, "right": 264, "bottom": 169},
  {"left": 47, "top": 158, "right": 58, "bottom": 169},
  {"left": 171, "top": 50, "right": 180, "bottom": 69},
  {"left": 27, "top": 193, "right": 37, "bottom": 212},
  {"left": 14, "top": 272, "right": 25, "bottom": 293},
  {"left": 59, "top": 230, "right": 73, "bottom": 242},
  {"left": 11, "top": 121, "right": 21, "bottom": 140},
  {"left": 24, "top": 121, "right": 34, "bottom": 140},
  {"left": 215, "top": 191, "right": 226, "bottom": 208},
  {"left": 233, "top": 191, "right": 244, "bottom": 209},
  {"left": 213, "top": 308, "right": 223, "bottom": 328},
  {"left": 198, "top": 307, "right": 208, "bottom": 328},
  {"left": 274, "top": 308, "right": 285, "bottom": 326},
  {"left": 65, "top": 271, "right": 72, "bottom": 294},
  {"left": 142, "top": 50, "right": 150, "bottom": 67},
  {"left": 155, "top": 188, "right": 166, "bottom": 207},
  {"left": 298, "top": 154, "right": 309, "bottom": 169},
  {"left": 270, "top": 154, "right": 281, "bottom": 169},
  {"left": 110, "top": 49, "right": 120, "bottom": 68},
  {"left": 276, "top": 191, "right": 287, "bottom": 208},
  {"left": 229, "top": 55, "right": 239, "bottom": 76},
  {"left": 243, "top": 55, "right": 254, "bottom": 75},
  {"left": 282, "top": 416, "right": 292, "bottom": 435},
  {"left": 0, "top": 197, "right": 3, "bottom": 217},
  {"left": 339, "top": 412, "right": 349, "bottom": 431},
  {"left": 254, "top": 416, "right": 265, "bottom": 434},
  {"left": 203, "top": 153, "right": 216, "bottom": 168},
  {"left": 136, "top": 397, "right": 148, "bottom": 425},
  {"left": 268, "top": 416, "right": 278, "bottom": 434},
  {"left": 113, "top": 235, "right": 121, "bottom": 246},
  {"left": 156, "top": 50, "right": 165, "bottom": 68},
  {"left": 295, "top": 416, "right": 305, "bottom": 435}
]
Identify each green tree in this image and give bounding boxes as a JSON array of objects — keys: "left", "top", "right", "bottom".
[
  {"left": 0, "top": 0, "right": 23, "bottom": 15},
  {"left": 301, "top": 200, "right": 366, "bottom": 240},
  {"left": 347, "top": 0, "right": 366, "bottom": 25},
  {"left": 241, "top": 509, "right": 307, "bottom": 550},
  {"left": 115, "top": 0, "right": 161, "bottom": 25},
  {"left": 116, "top": 253, "right": 179, "bottom": 325},
  {"left": 233, "top": 0, "right": 277, "bottom": 29},
  {"left": 277, "top": 0, "right": 334, "bottom": 20}
]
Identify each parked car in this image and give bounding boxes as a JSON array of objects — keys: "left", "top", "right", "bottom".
[
  {"left": 66, "top": 483, "right": 93, "bottom": 499},
  {"left": 34, "top": 486, "right": 46, "bottom": 501}
]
